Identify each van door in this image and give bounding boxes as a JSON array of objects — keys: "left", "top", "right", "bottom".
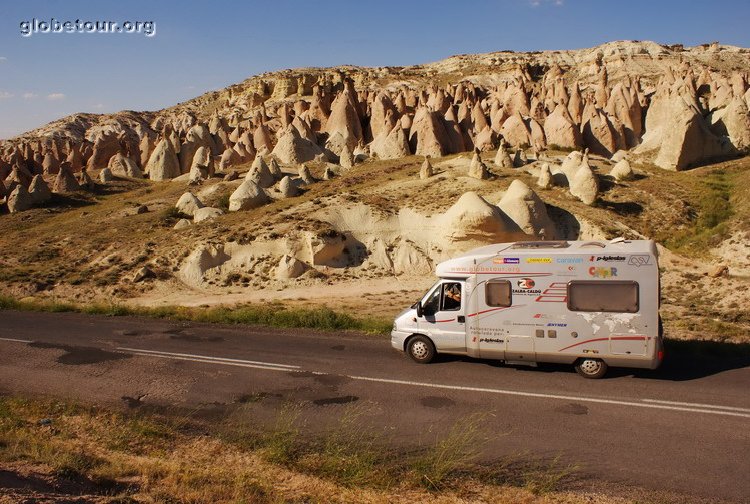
[{"left": 419, "top": 280, "right": 466, "bottom": 353}]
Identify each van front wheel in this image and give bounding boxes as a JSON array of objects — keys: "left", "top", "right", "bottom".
[
  {"left": 407, "top": 335, "right": 436, "bottom": 364},
  {"left": 575, "top": 358, "right": 608, "bottom": 379}
]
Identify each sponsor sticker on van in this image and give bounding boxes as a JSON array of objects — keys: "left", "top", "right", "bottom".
[{"left": 526, "top": 257, "right": 552, "bottom": 264}]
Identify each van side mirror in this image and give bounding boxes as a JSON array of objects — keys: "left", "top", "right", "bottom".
[{"left": 416, "top": 301, "right": 423, "bottom": 318}]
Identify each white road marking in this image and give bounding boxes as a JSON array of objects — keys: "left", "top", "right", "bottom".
[
  {"left": 642, "top": 398, "right": 750, "bottom": 413},
  {"left": 103, "top": 346, "right": 750, "bottom": 419},
  {"left": 347, "top": 375, "right": 750, "bottom": 419},
  {"left": 0, "top": 337, "right": 33, "bottom": 344},
  {"left": 117, "top": 347, "right": 300, "bottom": 370}
]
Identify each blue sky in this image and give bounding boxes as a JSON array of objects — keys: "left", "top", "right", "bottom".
[{"left": 1, "top": 0, "right": 749, "bottom": 139}]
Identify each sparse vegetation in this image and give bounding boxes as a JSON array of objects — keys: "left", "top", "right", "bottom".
[
  {"left": 0, "top": 295, "right": 393, "bottom": 334},
  {"left": 662, "top": 168, "right": 736, "bottom": 255},
  {"left": 0, "top": 395, "right": 589, "bottom": 503}
]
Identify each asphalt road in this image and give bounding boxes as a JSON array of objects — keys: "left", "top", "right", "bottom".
[{"left": 0, "top": 310, "right": 748, "bottom": 502}]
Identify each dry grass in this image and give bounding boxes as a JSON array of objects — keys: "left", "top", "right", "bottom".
[
  {"left": 0, "top": 294, "right": 393, "bottom": 334},
  {"left": 0, "top": 395, "right": 638, "bottom": 504}
]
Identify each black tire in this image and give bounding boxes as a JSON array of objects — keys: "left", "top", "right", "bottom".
[
  {"left": 574, "top": 358, "right": 608, "bottom": 379},
  {"left": 406, "top": 335, "right": 436, "bottom": 364}
]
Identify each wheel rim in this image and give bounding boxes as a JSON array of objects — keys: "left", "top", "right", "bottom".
[
  {"left": 579, "top": 359, "right": 602, "bottom": 375},
  {"left": 411, "top": 341, "right": 429, "bottom": 359}
]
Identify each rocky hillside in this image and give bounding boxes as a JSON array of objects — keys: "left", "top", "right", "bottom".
[{"left": 0, "top": 41, "right": 748, "bottom": 342}]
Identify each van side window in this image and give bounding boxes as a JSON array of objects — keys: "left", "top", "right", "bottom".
[
  {"left": 441, "top": 283, "right": 462, "bottom": 311},
  {"left": 486, "top": 279, "right": 512, "bottom": 307},
  {"left": 567, "top": 281, "right": 639, "bottom": 313}
]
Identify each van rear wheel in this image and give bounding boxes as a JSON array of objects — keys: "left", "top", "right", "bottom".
[
  {"left": 407, "top": 335, "right": 436, "bottom": 364},
  {"left": 575, "top": 358, "right": 608, "bottom": 379}
]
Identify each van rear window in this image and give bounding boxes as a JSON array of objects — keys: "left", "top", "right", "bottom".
[
  {"left": 486, "top": 279, "right": 512, "bottom": 307},
  {"left": 567, "top": 281, "right": 639, "bottom": 313}
]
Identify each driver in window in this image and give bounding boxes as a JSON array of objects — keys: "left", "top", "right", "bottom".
[{"left": 443, "top": 283, "right": 461, "bottom": 310}]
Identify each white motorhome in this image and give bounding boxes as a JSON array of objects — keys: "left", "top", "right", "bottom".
[{"left": 391, "top": 239, "right": 664, "bottom": 378}]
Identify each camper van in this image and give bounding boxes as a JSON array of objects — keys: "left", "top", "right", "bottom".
[{"left": 391, "top": 239, "right": 663, "bottom": 378}]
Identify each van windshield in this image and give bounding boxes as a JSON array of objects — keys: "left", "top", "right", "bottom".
[{"left": 412, "top": 280, "right": 441, "bottom": 308}]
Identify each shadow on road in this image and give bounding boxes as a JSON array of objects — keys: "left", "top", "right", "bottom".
[{"left": 429, "top": 339, "right": 750, "bottom": 381}]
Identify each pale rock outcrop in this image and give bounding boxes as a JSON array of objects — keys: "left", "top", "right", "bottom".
[
  {"left": 568, "top": 83, "right": 584, "bottom": 124},
  {"left": 253, "top": 124, "right": 273, "bottom": 154},
  {"left": 560, "top": 151, "right": 583, "bottom": 178},
  {"left": 173, "top": 219, "right": 191, "bottom": 230},
  {"left": 180, "top": 124, "right": 217, "bottom": 174},
  {"left": 189, "top": 164, "right": 209, "bottom": 184},
  {"left": 537, "top": 163, "right": 552, "bottom": 189},
  {"left": 323, "top": 166, "right": 336, "bottom": 180},
  {"left": 500, "top": 112, "right": 531, "bottom": 147},
  {"left": 139, "top": 134, "right": 156, "bottom": 168},
  {"left": 473, "top": 126, "right": 497, "bottom": 152},
  {"left": 42, "top": 152, "right": 60, "bottom": 175},
  {"left": 569, "top": 159, "right": 599, "bottom": 205},
  {"left": 513, "top": 150, "right": 528, "bottom": 168},
  {"left": 7, "top": 185, "right": 33, "bottom": 213},
  {"left": 275, "top": 255, "right": 306, "bottom": 279},
  {"left": 108, "top": 153, "right": 142, "bottom": 178},
  {"left": 370, "top": 124, "right": 410, "bottom": 159},
  {"left": 79, "top": 169, "right": 96, "bottom": 190},
  {"left": 392, "top": 239, "right": 432, "bottom": 275},
  {"left": 193, "top": 206, "right": 224, "bottom": 223},
  {"left": 229, "top": 180, "right": 269, "bottom": 211},
  {"left": 437, "top": 192, "right": 523, "bottom": 244},
  {"left": 28, "top": 175, "right": 52, "bottom": 205},
  {"left": 53, "top": 164, "right": 81, "bottom": 193},
  {"left": 420, "top": 158, "right": 434, "bottom": 179},
  {"left": 278, "top": 176, "right": 299, "bottom": 197},
  {"left": 189, "top": 146, "right": 212, "bottom": 177},
  {"left": 176, "top": 192, "right": 205, "bottom": 217},
  {"left": 245, "top": 155, "right": 275, "bottom": 188},
  {"left": 179, "top": 244, "right": 231, "bottom": 287},
  {"left": 219, "top": 148, "right": 241, "bottom": 171},
  {"left": 8, "top": 165, "right": 32, "bottom": 189},
  {"left": 443, "top": 105, "right": 466, "bottom": 153},
  {"left": 610, "top": 158, "right": 635, "bottom": 181},
  {"left": 324, "top": 89, "right": 362, "bottom": 153},
  {"left": 528, "top": 117, "right": 547, "bottom": 151},
  {"left": 306, "top": 231, "right": 348, "bottom": 266},
  {"left": 99, "top": 167, "right": 113, "bottom": 183},
  {"left": 268, "top": 158, "right": 283, "bottom": 179},
  {"left": 66, "top": 147, "right": 84, "bottom": 172},
  {"left": 494, "top": 143, "right": 514, "bottom": 168},
  {"left": 607, "top": 82, "right": 643, "bottom": 147},
  {"left": 636, "top": 88, "right": 730, "bottom": 170},
  {"left": 369, "top": 92, "right": 397, "bottom": 140},
  {"left": 299, "top": 164, "right": 315, "bottom": 185},
  {"left": 146, "top": 139, "right": 180, "bottom": 181},
  {"left": 88, "top": 132, "right": 122, "bottom": 170},
  {"left": 272, "top": 125, "right": 326, "bottom": 164},
  {"left": 581, "top": 108, "right": 621, "bottom": 157},
  {"left": 409, "top": 107, "right": 450, "bottom": 158},
  {"left": 497, "top": 180, "right": 556, "bottom": 239},
  {"left": 710, "top": 96, "right": 750, "bottom": 149},
  {"left": 339, "top": 144, "right": 354, "bottom": 168},
  {"left": 544, "top": 103, "right": 582, "bottom": 149},
  {"left": 468, "top": 151, "right": 491, "bottom": 180}
]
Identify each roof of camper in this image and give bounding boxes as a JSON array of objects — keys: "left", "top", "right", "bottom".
[{"left": 435, "top": 239, "right": 657, "bottom": 276}]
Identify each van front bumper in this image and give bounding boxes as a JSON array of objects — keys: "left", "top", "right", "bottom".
[{"left": 391, "top": 330, "right": 410, "bottom": 351}]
